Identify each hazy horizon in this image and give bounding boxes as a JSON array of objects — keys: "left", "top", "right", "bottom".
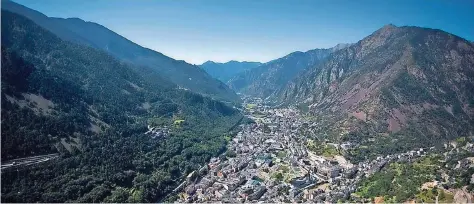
[{"left": 12, "top": 0, "right": 474, "bottom": 64}]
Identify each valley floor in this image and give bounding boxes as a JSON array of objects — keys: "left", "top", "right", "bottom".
[{"left": 176, "top": 97, "right": 474, "bottom": 203}]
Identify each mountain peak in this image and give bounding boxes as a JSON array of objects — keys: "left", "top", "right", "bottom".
[
  {"left": 371, "top": 23, "right": 399, "bottom": 34},
  {"left": 202, "top": 60, "right": 216, "bottom": 65},
  {"left": 374, "top": 23, "right": 399, "bottom": 34},
  {"left": 356, "top": 24, "right": 405, "bottom": 53},
  {"left": 383, "top": 23, "right": 397, "bottom": 29}
]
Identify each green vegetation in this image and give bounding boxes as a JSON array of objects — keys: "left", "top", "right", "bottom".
[
  {"left": 223, "top": 135, "right": 232, "bottom": 142},
  {"left": 224, "top": 150, "right": 237, "bottom": 158},
  {"left": 4, "top": 0, "right": 240, "bottom": 103},
  {"left": 1, "top": 11, "right": 242, "bottom": 203},
  {"left": 272, "top": 172, "right": 284, "bottom": 181},
  {"left": 393, "top": 72, "right": 434, "bottom": 103},
  {"left": 277, "top": 151, "right": 287, "bottom": 158},
  {"left": 346, "top": 128, "right": 446, "bottom": 163},
  {"left": 306, "top": 139, "right": 340, "bottom": 157},
  {"left": 321, "top": 145, "right": 339, "bottom": 157},
  {"left": 456, "top": 137, "right": 467, "bottom": 147},
  {"left": 355, "top": 155, "right": 442, "bottom": 202},
  {"left": 450, "top": 164, "right": 474, "bottom": 189},
  {"left": 173, "top": 119, "right": 185, "bottom": 126},
  {"left": 415, "top": 188, "right": 454, "bottom": 203},
  {"left": 380, "top": 87, "right": 399, "bottom": 108}
]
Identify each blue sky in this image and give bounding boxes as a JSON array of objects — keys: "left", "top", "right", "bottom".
[{"left": 12, "top": 0, "right": 474, "bottom": 64}]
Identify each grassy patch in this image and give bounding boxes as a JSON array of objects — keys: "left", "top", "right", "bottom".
[
  {"left": 307, "top": 140, "right": 340, "bottom": 157},
  {"left": 322, "top": 145, "right": 339, "bottom": 157},
  {"left": 173, "top": 119, "right": 185, "bottom": 126}
]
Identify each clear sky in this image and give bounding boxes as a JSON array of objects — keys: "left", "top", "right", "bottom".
[{"left": 11, "top": 0, "right": 474, "bottom": 64}]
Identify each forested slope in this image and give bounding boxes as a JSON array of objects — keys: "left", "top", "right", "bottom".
[
  {"left": 1, "top": 10, "right": 242, "bottom": 202},
  {"left": 2, "top": 0, "right": 240, "bottom": 103}
]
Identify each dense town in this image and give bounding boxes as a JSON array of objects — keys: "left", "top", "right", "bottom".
[{"left": 175, "top": 97, "right": 470, "bottom": 203}]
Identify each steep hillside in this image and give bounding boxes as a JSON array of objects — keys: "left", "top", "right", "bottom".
[
  {"left": 1, "top": 0, "right": 240, "bottom": 103},
  {"left": 227, "top": 48, "right": 333, "bottom": 98},
  {"left": 276, "top": 25, "right": 474, "bottom": 160},
  {"left": 1, "top": 10, "right": 242, "bottom": 202},
  {"left": 200, "top": 60, "right": 262, "bottom": 82}
]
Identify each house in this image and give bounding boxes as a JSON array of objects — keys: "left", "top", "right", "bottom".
[{"left": 217, "top": 171, "right": 226, "bottom": 178}]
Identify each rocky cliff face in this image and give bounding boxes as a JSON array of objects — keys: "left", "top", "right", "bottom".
[{"left": 275, "top": 25, "right": 474, "bottom": 155}]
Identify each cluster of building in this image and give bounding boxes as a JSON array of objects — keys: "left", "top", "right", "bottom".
[
  {"left": 144, "top": 125, "right": 169, "bottom": 138},
  {"left": 176, "top": 97, "right": 434, "bottom": 203}
]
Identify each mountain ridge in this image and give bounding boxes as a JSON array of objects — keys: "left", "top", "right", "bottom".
[
  {"left": 1, "top": 0, "right": 240, "bottom": 103},
  {"left": 273, "top": 24, "right": 474, "bottom": 159},
  {"left": 227, "top": 44, "right": 350, "bottom": 98},
  {"left": 199, "top": 60, "right": 262, "bottom": 82},
  {"left": 201, "top": 60, "right": 262, "bottom": 64}
]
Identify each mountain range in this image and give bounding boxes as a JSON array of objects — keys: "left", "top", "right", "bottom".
[
  {"left": 199, "top": 60, "right": 262, "bottom": 83},
  {"left": 2, "top": 0, "right": 474, "bottom": 203},
  {"left": 1, "top": 0, "right": 240, "bottom": 103},
  {"left": 227, "top": 43, "right": 351, "bottom": 98}
]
